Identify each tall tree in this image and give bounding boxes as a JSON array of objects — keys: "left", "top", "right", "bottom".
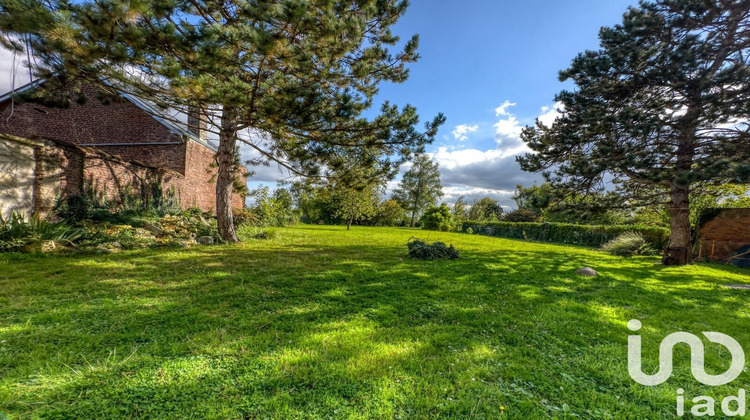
[
  {"left": 329, "top": 181, "right": 381, "bottom": 230},
  {"left": 519, "top": 0, "right": 750, "bottom": 263},
  {"left": 374, "top": 198, "right": 406, "bottom": 226},
  {"left": 467, "top": 197, "right": 503, "bottom": 221},
  {"left": 0, "top": 0, "right": 444, "bottom": 241},
  {"left": 451, "top": 195, "right": 469, "bottom": 222},
  {"left": 392, "top": 154, "right": 443, "bottom": 226}
]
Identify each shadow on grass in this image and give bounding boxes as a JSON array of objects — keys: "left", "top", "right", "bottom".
[{"left": 1, "top": 237, "right": 750, "bottom": 418}]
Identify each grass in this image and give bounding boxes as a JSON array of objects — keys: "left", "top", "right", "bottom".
[{"left": 1, "top": 224, "right": 750, "bottom": 418}]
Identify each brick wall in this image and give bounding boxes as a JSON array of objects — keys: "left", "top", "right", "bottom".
[
  {"left": 696, "top": 208, "right": 750, "bottom": 260},
  {"left": 0, "top": 83, "right": 246, "bottom": 213},
  {"left": 81, "top": 148, "right": 181, "bottom": 208},
  {"left": 167, "top": 141, "right": 244, "bottom": 212},
  {"left": 0, "top": 84, "right": 186, "bottom": 172}
]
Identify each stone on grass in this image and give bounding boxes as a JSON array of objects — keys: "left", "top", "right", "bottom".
[
  {"left": 196, "top": 236, "right": 214, "bottom": 245},
  {"left": 96, "top": 242, "right": 123, "bottom": 254},
  {"left": 21, "top": 240, "right": 56, "bottom": 253},
  {"left": 142, "top": 223, "right": 164, "bottom": 236},
  {"left": 575, "top": 267, "right": 599, "bottom": 277},
  {"left": 177, "top": 238, "right": 197, "bottom": 248}
]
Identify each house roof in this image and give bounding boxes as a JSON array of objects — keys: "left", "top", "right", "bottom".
[{"left": 0, "top": 79, "right": 219, "bottom": 152}]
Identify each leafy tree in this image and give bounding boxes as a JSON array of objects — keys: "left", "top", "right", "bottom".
[
  {"left": 519, "top": 0, "right": 750, "bottom": 263},
  {"left": 503, "top": 208, "right": 541, "bottom": 223},
  {"left": 451, "top": 195, "right": 469, "bottom": 223},
  {"left": 273, "top": 188, "right": 294, "bottom": 216},
  {"left": 420, "top": 204, "right": 453, "bottom": 231},
  {"left": 290, "top": 181, "right": 328, "bottom": 224},
  {"left": 633, "top": 183, "right": 750, "bottom": 228},
  {"left": 513, "top": 183, "right": 626, "bottom": 225},
  {"left": 374, "top": 199, "right": 407, "bottom": 227},
  {"left": 467, "top": 197, "right": 503, "bottom": 221},
  {"left": 248, "top": 186, "right": 297, "bottom": 227},
  {"left": 2, "top": 0, "right": 444, "bottom": 242},
  {"left": 393, "top": 154, "right": 443, "bottom": 227},
  {"left": 328, "top": 179, "right": 381, "bottom": 230},
  {"left": 513, "top": 183, "right": 552, "bottom": 216}
]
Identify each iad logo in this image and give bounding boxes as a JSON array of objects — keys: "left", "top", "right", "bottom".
[
  {"left": 627, "top": 319, "right": 747, "bottom": 417},
  {"left": 627, "top": 319, "right": 744, "bottom": 386}
]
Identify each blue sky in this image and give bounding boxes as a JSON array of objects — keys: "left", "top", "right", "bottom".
[
  {"left": 248, "top": 0, "right": 639, "bottom": 207},
  {"left": 0, "top": 0, "right": 639, "bottom": 208},
  {"left": 361, "top": 0, "right": 639, "bottom": 208}
]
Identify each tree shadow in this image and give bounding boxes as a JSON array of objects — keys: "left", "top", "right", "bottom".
[{"left": 2, "top": 237, "right": 749, "bottom": 417}]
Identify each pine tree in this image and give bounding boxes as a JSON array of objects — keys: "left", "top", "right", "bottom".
[
  {"left": 392, "top": 154, "right": 442, "bottom": 227},
  {"left": 519, "top": 0, "right": 750, "bottom": 263},
  {"left": 0, "top": 0, "right": 444, "bottom": 241}
]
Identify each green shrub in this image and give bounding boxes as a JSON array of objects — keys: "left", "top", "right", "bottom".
[
  {"left": 461, "top": 220, "right": 669, "bottom": 249},
  {"left": 233, "top": 208, "right": 258, "bottom": 227},
  {"left": 407, "top": 238, "right": 459, "bottom": 260},
  {"left": 54, "top": 178, "right": 112, "bottom": 222},
  {"left": 0, "top": 212, "right": 85, "bottom": 251},
  {"left": 55, "top": 177, "right": 181, "bottom": 223},
  {"left": 420, "top": 204, "right": 454, "bottom": 231},
  {"left": 237, "top": 225, "right": 277, "bottom": 241},
  {"left": 248, "top": 187, "right": 298, "bottom": 227},
  {"left": 601, "top": 232, "right": 655, "bottom": 256},
  {"left": 503, "top": 209, "right": 541, "bottom": 222}
]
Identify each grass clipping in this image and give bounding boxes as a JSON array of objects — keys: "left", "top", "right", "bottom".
[{"left": 407, "top": 238, "right": 459, "bottom": 260}]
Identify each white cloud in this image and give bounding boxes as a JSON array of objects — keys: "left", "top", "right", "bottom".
[
  {"left": 492, "top": 100, "right": 525, "bottom": 148},
  {"left": 451, "top": 123, "right": 479, "bottom": 142},
  {"left": 0, "top": 46, "right": 32, "bottom": 95},
  {"left": 495, "top": 100, "right": 516, "bottom": 117},
  {"left": 537, "top": 101, "right": 564, "bottom": 128},
  {"left": 423, "top": 100, "right": 565, "bottom": 207},
  {"left": 442, "top": 185, "right": 516, "bottom": 209}
]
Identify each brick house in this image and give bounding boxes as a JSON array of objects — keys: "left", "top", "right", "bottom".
[
  {"left": 695, "top": 208, "right": 750, "bottom": 263},
  {"left": 0, "top": 80, "right": 245, "bottom": 218}
]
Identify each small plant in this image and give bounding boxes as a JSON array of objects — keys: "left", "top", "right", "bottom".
[
  {"left": 0, "top": 212, "right": 85, "bottom": 251},
  {"left": 601, "top": 232, "right": 655, "bottom": 256},
  {"left": 465, "top": 227, "right": 474, "bottom": 235},
  {"left": 238, "top": 225, "right": 276, "bottom": 240},
  {"left": 54, "top": 178, "right": 112, "bottom": 222},
  {"left": 233, "top": 208, "right": 258, "bottom": 227},
  {"left": 407, "top": 238, "right": 459, "bottom": 260}
]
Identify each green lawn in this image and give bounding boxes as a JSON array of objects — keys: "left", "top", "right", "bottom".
[{"left": 1, "top": 225, "right": 750, "bottom": 418}]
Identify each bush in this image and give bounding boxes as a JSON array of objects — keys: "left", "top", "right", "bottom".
[
  {"left": 248, "top": 187, "right": 298, "bottom": 227},
  {"left": 420, "top": 204, "right": 454, "bottom": 231},
  {"left": 0, "top": 212, "right": 85, "bottom": 252},
  {"left": 503, "top": 209, "right": 540, "bottom": 222},
  {"left": 55, "top": 177, "right": 181, "bottom": 223},
  {"left": 237, "top": 225, "right": 277, "bottom": 241},
  {"left": 461, "top": 220, "right": 669, "bottom": 249},
  {"left": 601, "top": 232, "right": 655, "bottom": 256},
  {"left": 407, "top": 238, "right": 459, "bottom": 260},
  {"left": 233, "top": 208, "right": 258, "bottom": 227}
]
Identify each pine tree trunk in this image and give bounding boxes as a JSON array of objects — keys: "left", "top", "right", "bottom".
[
  {"left": 216, "top": 106, "right": 239, "bottom": 243},
  {"left": 665, "top": 128, "right": 695, "bottom": 265},
  {"left": 667, "top": 183, "right": 691, "bottom": 264}
]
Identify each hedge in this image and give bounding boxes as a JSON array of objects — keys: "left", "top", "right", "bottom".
[{"left": 461, "top": 220, "right": 670, "bottom": 249}]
